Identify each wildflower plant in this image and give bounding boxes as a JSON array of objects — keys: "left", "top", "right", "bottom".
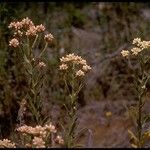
[
  {"left": 0, "top": 122, "right": 64, "bottom": 148},
  {"left": 7, "top": 17, "right": 92, "bottom": 148},
  {"left": 16, "top": 123, "right": 63, "bottom": 148},
  {"left": 8, "top": 17, "right": 54, "bottom": 124},
  {"left": 59, "top": 53, "right": 91, "bottom": 148},
  {"left": 121, "top": 38, "right": 150, "bottom": 148}
]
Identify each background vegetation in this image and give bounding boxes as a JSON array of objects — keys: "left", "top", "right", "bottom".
[{"left": 0, "top": 2, "right": 150, "bottom": 147}]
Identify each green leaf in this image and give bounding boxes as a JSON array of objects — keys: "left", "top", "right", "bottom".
[
  {"left": 41, "top": 116, "right": 49, "bottom": 125},
  {"left": 128, "top": 129, "right": 138, "bottom": 143},
  {"left": 68, "top": 117, "right": 77, "bottom": 137},
  {"left": 143, "top": 114, "right": 150, "bottom": 123},
  {"left": 23, "top": 54, "right": 30, "bottom": 64},
  {"left": 128, "top": 106, "right": 138, "bottom": 123},
  {"left": 31, "top": 89, "right": 35, "bottom": 95}
]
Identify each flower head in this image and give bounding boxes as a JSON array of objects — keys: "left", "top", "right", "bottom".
[
  {"left": 21, "top": 17, "right": 34, "bottom": 27},
  {"left": 44, "top": 33, "right": 54, "bottom": 43},
  {"left": 121, "top": 38, "right": 150, "bottom": 57},
  {"left": 76, "top": 70, "right": 85, "bottom": 77},
  {"left": 121, "top": 50, "right": 130, "bottom": 57},
  {"left": 131, "top": 47, "right": 142, "bottom": 55},
  {"left": 132, "top": 38, "right": 141, "bottom": 45},
  {"left": 55, "top": 135, "right": 64, "bottom": 145},
  {"left": 17, "top": 124, "right": 47, "bottom": 138},
  {"left": 9, "top": 38, "right": 19, "bottom": 47},
  {"left": 132, "top": 38, "right": 150, "bottom": 50},
  {"left": 44, "top": 123, "right": 57, "bottom": 133},
  {"left": 36, "top": 24, "right": 45, "bottom": 32},
  {"left": 82, "top": 65, "right": 91, "bottom": 72},
  {"left": 32, "top": 137, "right": 45, "bottom": 148},
  {"left": 13, "top": 30, "right": 23, "bottom": 37},
  {"left": 8, "top": 21, "right": 23, "bottom": 30},
  {"left": 0, "top": 139, "right": 16, "bottom": 148},
  {"left": 59, "top": 53, "right": 91, "bottom": 77},
  {"left": 38, "top": 61, "right": 46, "bottom": 68},
  {"left": 140, "top": 40, "right": 150, "bottom": 49},
  {"left": 59, "top": 64, "right": 68, "bottom": 70},
  {"left": 26, "top": 25, "right": 37, "bottom": 36}
]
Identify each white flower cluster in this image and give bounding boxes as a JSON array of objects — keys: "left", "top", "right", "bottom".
[
  {"left": 8, "top": 17, "right": 53, "bottom": 47},
  {"left": 121, "top": 38, "right": 150, "bottom": 57},
  {"left": 9, "top": 38, "right": 19, "bottom": 47},
  {"left": 0, "top": 139, "right": 16, "bottom": 148},
  {"left": 44, "top": 33, "right": 54, "bottom": 43},
  {"left": 17, "top": 122, "right": 63, "bottom": 148},
  {"left": 59, "top": 53, "right": 91, "bottom": 77}
]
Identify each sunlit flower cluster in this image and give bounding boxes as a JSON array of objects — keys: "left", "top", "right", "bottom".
[
  {"left": 133, "top": 38, "right": 150, "bottom": 50},
  {"left": 21, "top": 17, "right": 34, "bottom": 27},
  {"left": 132, "top": 38, "right": 141, "bottom": 45},
  {"left": 32, "top": 137, "right": 45, "bottom": 148},
  {"left": 8, "top": 21, "right": 23, "bottom": 30},
  {"left": 26, "top": 25, "right": 37, "bottom": 36},
  {"left": 0, "top": 139, "right": 16, "bottom": 148},
  {"left": 121, "top": 50, "right": 130, "bottom": 57},
  {"left": 13, "top": 30, "right": 23, "bottom": 37},
  {"left": 131, "top": 47, "right": 142, "bottom": 56},
  {"left": 55, "top": 135, "right": 64, "bottom": 145},
  {"left": 44, "top": 33, "right": 54, "bottom": 43},
  {"left": 44, "top": 123, "right": 57, "bottom": 133},
  {"left": 17, "top": 125, "right": 46, "bottom": 138},
  {"left": 59, "top": 64, "right": 68, "bottom": 70},
  {"left": 121, "top": 38, "right": 150, "bottom": 57},
  {"left": 76, "top": 70, "right": 85, "bottom": 77},
  {"left": 9, "top": 38, "right": 19, "bottom": 47},
  {"left": 59, "top": 53, "right": 91, "bottom": 77},
  {"left": 17, "top": 123, "right": 63, "bottom": 148},
  {"left": 8, "top": 17, "right": 53, "bottom": 47},
  {"left": 36, "top": 24, "right": 45, "bottom": 33},
  {"left": 38, "top": 61, "right": 46, "bottom": 68}
]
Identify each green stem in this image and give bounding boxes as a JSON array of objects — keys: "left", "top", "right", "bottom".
[
  {"left": 137, "top": 93, "right": 142, "bottom": 148},
  {"left": 137, "top": 56, "right": 144, "bottom": 148},
  {"left": 32, "top": 35, "right": 38, "bottom": 49},
  {"left": 27, "top": 94, "right": 39, "bottom": 122},
  {"left": 27, "top": 37, "right": 31, "bottom": 59},
  {"left": 26, "top": 37, "right": 40, "bottom": 123},
  {"left": 64, "top": 75, "right": 70, "bottom": 94},
  {"left": 39, "top": 42, "right": 48, "bottom": 58},
  {"left": 67, "top": 64, "right": 78, "bottom": 148}
]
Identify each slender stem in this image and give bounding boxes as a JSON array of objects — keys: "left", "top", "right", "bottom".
[
  {"left": 27, "top": 37, "right": 31, "bottom": 59},
  {"left": 26, "top": 36, "right": 41, "bottom": 123},
  {"left": 137, "top": 94, "right": 142, "bottom": 148},
  {"left": 137, "top": 56, "right": 144, "bottom": 148},
  {"left": 30, "top": 66, "right": 40, "bottom": 123},
  {"left": 27, "top": 93, "right": 39, "bottom": 122},
  {"left": 67, "top": 64, "right": 78, "bottom": 148},
  {"left": 32, "top": 35, "right": 38, "bottom": 49},
  {"left": 38, "top": 42, "right": 48, "bottom": 58},
  {"left": 64, "top": 75, "right": 70, "bottom": 94},
  {"left": 51, "top": 133, "right": 55, "bottom": 147}
]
